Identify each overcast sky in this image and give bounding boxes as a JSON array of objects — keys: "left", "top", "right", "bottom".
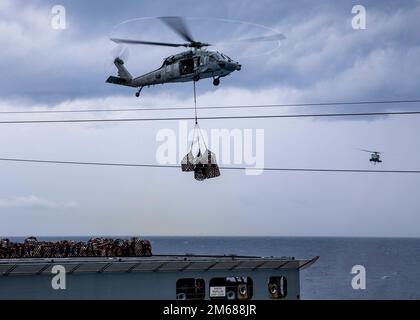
[{"left": 0, "top": 0, "right": 420, "bottom": 237}]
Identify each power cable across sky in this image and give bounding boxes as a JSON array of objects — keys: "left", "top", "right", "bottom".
[
  {"left": 0, "top": 157, "right": 419, "bottom": 174},
  {"left": 0, "top": 110, "right": 420, "bottom": 124},
  {"left": 0, "top": 98, "right": 419, "bottom": 114}
]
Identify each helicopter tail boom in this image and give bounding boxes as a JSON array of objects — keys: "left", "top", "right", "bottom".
[{"left": 106, "top": 75, "right": 134, "bottom": 86}]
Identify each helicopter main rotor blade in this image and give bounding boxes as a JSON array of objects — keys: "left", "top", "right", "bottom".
[
  {"left": 159, "top": 16, "right": 195, "bottom": 43},
  {"left": 359, "top": 149, "right": 382, "bottom": 154},
  {"left": 215, "top": 33, "right": 286, "bottom": 46},
  {"left": 235, "top": 33, "right": 286, "bottom": 43},
  {"left": 110, "top": 38, "right": 188, "bottom": 47}
]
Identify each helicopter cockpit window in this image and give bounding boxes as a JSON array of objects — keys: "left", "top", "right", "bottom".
[
  {"left": 221, "top": 53, "right": 232, "bottom": 62},
  {"left": 214, "top": 52, "right": 224, "bottom": 60},
  {"left": 209, "top": 55, "right": 217, "bottom": 63}
]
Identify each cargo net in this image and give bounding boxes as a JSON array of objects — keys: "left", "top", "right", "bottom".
[
  {"left": 181, "top": 123, "right": 221, "bottom": 181},
  {"left": 0, "top": 237, "right": 152, "bottom": 259},
  {"left": 181, "top": 81, "right": 221, "bottom": 181}
]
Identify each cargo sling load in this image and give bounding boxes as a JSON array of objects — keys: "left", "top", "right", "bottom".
[
  {"left": 181, "top": 80, "right": 220, "bottom": 181},
  {"left": 181, "top": 123, "right": 220, "bottom": 181}
]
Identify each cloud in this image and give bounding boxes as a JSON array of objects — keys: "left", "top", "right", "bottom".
[
  {"left": 1, "top": 0, "right": 419, "bottom": 104},
  {"left": 266, "top": 3, "right": 420, "bottom": 101},
  {"left": 0, "top": 195, "right": 76, "bottom": 209},
  {"left": 1, "top": 0, "right": 420, "bottom": 237},
  {"left": 0, "top": 85, "right": 301, "bottom": 111},
  {"left": 0, "top": 0, "right": 111, "bottom": 99}
]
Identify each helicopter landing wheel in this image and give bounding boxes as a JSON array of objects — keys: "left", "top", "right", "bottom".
[
  {"left": 213, "top": 77, "right": 220, "bottom": 86},
  {"left": 135, "top": 87, "right": 143, "bottom": 97}
]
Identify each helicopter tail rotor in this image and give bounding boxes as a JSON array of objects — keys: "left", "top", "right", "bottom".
[
  {"left": 111, "top": 44, "right": 130, "bottom": 61},
  {"left": 113, "top": 56, "right": 132, "bottom": 80},
  {"left": 104, "top": 45, "right": 130, "bottom": 77},
  {"left": 105, "top": 44, "right": 137, "bottom": 87}
]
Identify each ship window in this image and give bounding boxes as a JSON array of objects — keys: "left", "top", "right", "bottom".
[
  {"left": 209, "top": 277, "right": 253, "bottom": 300},
  {"left": 176, "top": 278, "right": 205, "bottom": 300},
  {"left": 268, "top": 276, "right": 287, "bottom": 299}
]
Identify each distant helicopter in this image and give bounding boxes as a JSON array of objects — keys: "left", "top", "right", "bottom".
[
  {"left": 106, "top": 16, "right": 285, "bottom": 97},
  {"left": 361, "top": 150, "right": 383, "bottom": 164}
]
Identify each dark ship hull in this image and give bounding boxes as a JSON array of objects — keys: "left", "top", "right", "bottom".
[{"left": 0, "top": 255, "right": 318, "bottom": 300}]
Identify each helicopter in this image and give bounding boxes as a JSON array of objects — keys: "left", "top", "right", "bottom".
[
  {"left": 361, "top": 149, "right": 383, "bottom": 164},
  {"left": 106, "top": 16, "right": 285, "bottom": 97}
]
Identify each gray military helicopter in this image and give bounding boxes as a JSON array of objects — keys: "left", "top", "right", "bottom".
[
  {"left": 106, "top": 16, "right": 285, "bottom": 97},
  {"left": 361, "top": 149, "right": 383, "bottom": 164}
]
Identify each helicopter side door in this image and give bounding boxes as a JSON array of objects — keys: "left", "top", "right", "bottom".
[{"left": 179, "top": 58, "right": 194, "bottom": 75}]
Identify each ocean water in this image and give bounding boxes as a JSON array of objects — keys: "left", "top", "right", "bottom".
[{"left": 6, "top": 236, "right": 420, "bottom": 299}]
